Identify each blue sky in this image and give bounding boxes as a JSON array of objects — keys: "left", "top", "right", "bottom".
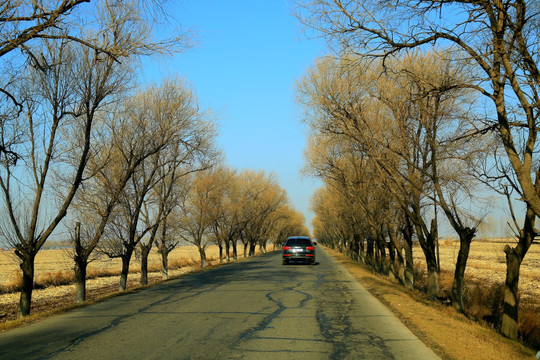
[{"left": 140, "top": 0, "right": 325, "bottom": 230}]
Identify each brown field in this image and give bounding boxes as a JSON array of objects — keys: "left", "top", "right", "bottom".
[
  {"left": 0, "top": 245, "right": 221, "bottom": 286},
  {"left": 0, "top": 245, "right": 224, "bottom": 324},
  {"left": 413, "top": 238, "right": 540, "bottom": 303}
]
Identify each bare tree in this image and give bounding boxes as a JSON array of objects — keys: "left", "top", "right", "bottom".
[
  {"left": 176, "top": 170, "right": 220, "bottom": 269},
  {"left": 155, "top": 171, "right": 190, "bottom": 279},
  {"left": 138, "top": 122, "right": 217, "bottom": 283},
  {"left": 100, "top": 153, "right": 166, "bottom": 291},
  {"left": 269, "top": 207, "right": 309, "bottom": 249},
  {"left": 0, "top": 0, "right": 191, "bottom": 160},
  {"left": 0, "top": 34, "right": 131, "bottom": 316},
  {"left": 236, "top": 170, "right": 288, "bottom": 257},
  {"left": 68, "top": 107, "right": 168, "bottom": 300},
  {"left": 0, "top": 0, "right": 194, "bottom": 317},
  {"left": 98, "top": 79, "right": 217, "bottom": 290},
  {"left": 0, "top": 0, "right": 186, "bottom": 59},
  {"left": 206, "top": 168, "right": 250, "bottom": 262},
  {"left": 501, "top": 187, "right": 537, "bottom": 339},
  {"left": 297, "top": 53, "right": 442, "bottom": 293},
  {"left": 379, "top": 52, "right": 490, "bottom": 310},
  {"left": 481, "top": 154, "right": 539, "bottom": 339},
  {"left": 206, "top": 166, "right": 238, "bottom": 263}
]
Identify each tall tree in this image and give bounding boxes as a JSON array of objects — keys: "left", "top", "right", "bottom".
[
  {"left": 0, "top": 0, "right": 193, "bottom": 317},
  {"left": 176, "top": 170, "right": 221, "bottom": 269},
  {"left": 206, "top": 166, "right": 238, "bottom": 263},
  {"left": 99, "top": 79, "right": 217, "bottom": 290},
  {"left": 0, "top": 0, "right": 190, "bottom": 160},
  {"left": 0, "top": 36, "right": 128, "bottom": 316},
  {"left": 237, "top": 170, "right": 288, "bottom": 257}
]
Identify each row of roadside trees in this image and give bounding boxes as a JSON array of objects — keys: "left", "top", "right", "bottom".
[
  {"left": 0, "top": 0, "right": 185, "bottom": 320},
  {"left": 294, "top": 0, "right": 539, "bottom": 341},
  {"left": 0, "top": 0, "right": 308, "bottom": 320}
]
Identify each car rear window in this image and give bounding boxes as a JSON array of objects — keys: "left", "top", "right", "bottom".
[{"left": 286, "top": 238, "right": 312, "bottom": 246}]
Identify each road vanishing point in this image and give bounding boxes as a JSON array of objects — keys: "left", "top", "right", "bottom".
[{"left": 0, "top": 247, "right": 440, "bottom": 359}]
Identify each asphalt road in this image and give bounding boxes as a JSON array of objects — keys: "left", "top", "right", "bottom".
[{"left": 0, "top": 247, "right": 440, "bottom": 359}]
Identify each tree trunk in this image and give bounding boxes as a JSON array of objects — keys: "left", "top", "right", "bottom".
[
  {"left": 74, "top": 255, "right": 88, "bottom": 303},
  {"left": 225, "top": 240, "right": 231, "bottom": 263},
  {"left": 199, "top": 247, "right": 207, "bottom": 269},
  {"left": 500, "top": 206, "right": 535, "bottom": 339},
  {"left": 17, "top": 252, "right": 36, "bottom": 318},
  {"left": 387, "top": 240, "right": 397, "bottom": 280},
  {"left": 451, "top": 229, "right": 474, "bottom": 312},
  {"left": 353, "top": 239, "right": 360, "bottom": 262},
  {"left": 366, "top": 237, "right": 374, "bottom": 269},
  {"left": 388, "top": 229, "right": 405, "bottom": 285},
  {"left": 347, "top": 240, "right": 356, "bottom": 261},
  {"left": 397, "top": 255, "right": 405, "bottom": 286},
  {"left": 140, "top": 244, "right": 151, "bottom": 286},
  {"left": 501, "top": 246, "right": 521, "bottom": 339},
  {"left": 119, "top": 250, "right": 133, "bottom": 291},
  {"left": 243, "top": 242, "right": 248, "bottom": 258},
  {"left": 218, "top": 243, "right": 224, "bottom": 264},
  {"left": 403, "top": 235, "right": 414, "bottom": 290},
  {"left": 401, "top": 215, "right": 415, "bottom": 289},
  {"left": 353, "top": 233, "right": 364, "bottom": 263},
  {"left": 374, "top": 242, "right": 381, "bottom": 272},
  {"left": 417, "top": 230, "right": 439, "bottom": 296},
  {"left": 159, "top": 219, "right": 170, "bottom": 280},
  {"left": 73, "top": 223, "right": 89, "bottom": 303},
  {"left": 232, "top": 241, "right": 238, "bottom": 260},
  {"left": 426, "top": 258, "right": 439, "bottom": 297},
  {"left": 161, "top": 249, "right": 169, "bottom": 280},
  {"left": 378, "top": 238, "right": 388, "bottom": 275},
  {"left": 426, "top": 222, "right": 440, "bottom": 297}
]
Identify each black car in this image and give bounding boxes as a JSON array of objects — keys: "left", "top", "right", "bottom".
[{"left": 282, "top": 236, "right": 315, "bottom": 265}]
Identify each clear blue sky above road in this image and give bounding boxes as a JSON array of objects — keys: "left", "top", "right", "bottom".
[{"left": 141, "top": 0, "right": 325, "bottom": 230}]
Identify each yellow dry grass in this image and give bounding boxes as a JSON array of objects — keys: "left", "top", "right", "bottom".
[
  {"left": 414, "top": 238, "right": 540, "bottom": 302},
  {"left": 0, "top": 245, "right": 222, "bottom": 290}
]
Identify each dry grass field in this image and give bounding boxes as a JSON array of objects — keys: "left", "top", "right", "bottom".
[
  {"left": 413, "top": 238, "right": 540, "bottom": 350},
  {"left": 0, "top": 245, "right": 224, "bottom": 324},
  {"left": 0, "top": 245, "right": 221, "bottom": 287},
  {"left": 413, "top": 238, "right": 540, "bottom": 302}
]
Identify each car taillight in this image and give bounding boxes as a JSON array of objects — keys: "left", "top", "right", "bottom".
[
  {"left": 306, "top": 246, "right": 314, "bottom": 250},
  {"left": 283, "top": 246, "right": 291, "bottom": 250}
]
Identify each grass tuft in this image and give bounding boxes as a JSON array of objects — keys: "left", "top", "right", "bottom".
[
  {"left": 34, "top": 270, "right": 75, "bottom": 289},
  {"left": 463, "top": 281, "right": 505, "bottom": 326},
  {"left": 519, "top": 303, "right": 540, "bottom": 349},
  {"left": 0, "top": 271, "right": 23, "bottom": 294},
  {"left": 413, "top": 261, "right": 540, "bottom": 348},
  {"left": 0, "top": 253, "right": 217, "bottom": 294}
]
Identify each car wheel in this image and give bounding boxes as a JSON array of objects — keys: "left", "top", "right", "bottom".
[{"left": 282, "top": 259, "right": 288, "bottom": 265}]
